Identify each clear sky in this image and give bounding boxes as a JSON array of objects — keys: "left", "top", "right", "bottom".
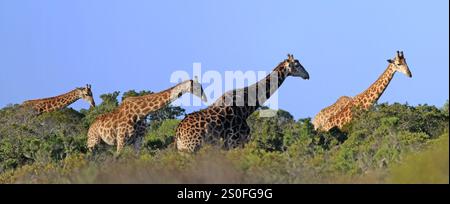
[{"left": 0, "top": 0, "right": 448, "bottom": 119}]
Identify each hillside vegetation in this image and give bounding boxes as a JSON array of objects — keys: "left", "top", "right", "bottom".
[{"left": 0, "top": 92, "right": 448, "bottom": 183}]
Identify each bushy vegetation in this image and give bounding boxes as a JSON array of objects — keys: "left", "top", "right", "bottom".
[{"left": 0, "top": 93, "right": 448, "bottom": 183}]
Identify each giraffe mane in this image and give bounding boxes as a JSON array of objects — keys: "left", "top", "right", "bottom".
[{"left": 23, "top": 88, "right": 79, "bottom": 103}]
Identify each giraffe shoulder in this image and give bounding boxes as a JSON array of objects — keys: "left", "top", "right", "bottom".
[
  {"left": 94, "top": 109, "right": 120, "bottom": 122},
  {"left": 329, "top": 102, "right": 354, "bottom": 120}
]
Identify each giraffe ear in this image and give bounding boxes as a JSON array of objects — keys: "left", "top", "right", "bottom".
[{"left": 387, "top": 59, "right": 393, "bottom": 63}]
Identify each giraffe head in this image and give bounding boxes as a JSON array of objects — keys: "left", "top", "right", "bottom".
[
  {"left": 190, "top": 76, "right": 208, "bottom": 102},
  {"left": 77, "top": 84, "right": 96, "bottom": 108},
  {"left": 174, "top": 77, "right": 208, "bottom": 102},
  {"left": 282, "top": 54, "right": 309, "bottom": 79},
  {"left": 387, "top": 51, "right": 412, "bottom": 78}
]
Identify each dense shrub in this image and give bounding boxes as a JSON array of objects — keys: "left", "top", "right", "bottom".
[
  {"left": 0, "top": 98, "right": 448, "bottom": 183},
  {"left": 144, "top": 119, "right": 180, "bottom": 151},
  {"left": 0, "top": 106, "right": 86, "bottom": 172},
  {"left": 388, "top": 133, "right": 449, "bottom": 184}
]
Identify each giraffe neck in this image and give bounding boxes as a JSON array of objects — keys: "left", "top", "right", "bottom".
[
  {"left": 354, "top": 64, "right": 396, "bottom": 109},
  {"left": 254, "top": 64, "right": 288, "bottom": 107},
  {"left": 25, "top": 89, "right": 81, "bottom": 113},
  {"left": 46, "top": 89, "right": 81, "bottom": 111},
  {"left": 126, "top": 82, "right": 189, "bottom": 119},
  {"left": 215, "top": 62, "right": 288, "bottom": 118}
]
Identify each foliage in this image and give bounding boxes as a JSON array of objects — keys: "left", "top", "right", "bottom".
[
  {"left": 143, "top": 119, "right": 180, "bottom": 151},
  {"left": 0, "top": 99, "right": 448, "bottom": 183},
  {"left": 0, "top": 106, "right": 87, "bottom": 172},
  {"left": 442, "top": 100, "right": 449, "bottom": 118},
  {"left": 247, "top": 108, "right": 294, "bottom": 151},
  {"left": 388, "top": 133, "right": 449, "bottom": 183}
]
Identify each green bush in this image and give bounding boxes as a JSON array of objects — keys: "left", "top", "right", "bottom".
[
  {"left": 0, "top": 106, "right": 87, "bottom": 172},
  {"left": 247, "top": 108, "right": 295, "bottom": 151},
  {"left": 144, "top": 119, "right": 180, "bottom": 151},
  {"left": 0, "top": 97, "right": 448, "bottom": 183},
  {"left": 388, "top": 133, "right": 449, "bottom": 183}
]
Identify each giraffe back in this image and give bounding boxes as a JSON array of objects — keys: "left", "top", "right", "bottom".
[{"left": 312, "top": 96, "right": 353, "bottom": 131}]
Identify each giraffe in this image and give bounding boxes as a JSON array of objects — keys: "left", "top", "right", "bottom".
[
  {"left": 87, "top": 78, "right": 207, "bottom": 153},
  {"left": 22, "top": 84, "right": 95, "bottom": 114},
  {"left": 175, "top": 54, "right": 310, "bottom": 152},
  {"left": 312, "top": 51, "right": 412, "bottom": 132}
]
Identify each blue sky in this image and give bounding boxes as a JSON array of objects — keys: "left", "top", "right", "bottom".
[{"left": 0, "top": 0, "right": 448, "bottom": 119}]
